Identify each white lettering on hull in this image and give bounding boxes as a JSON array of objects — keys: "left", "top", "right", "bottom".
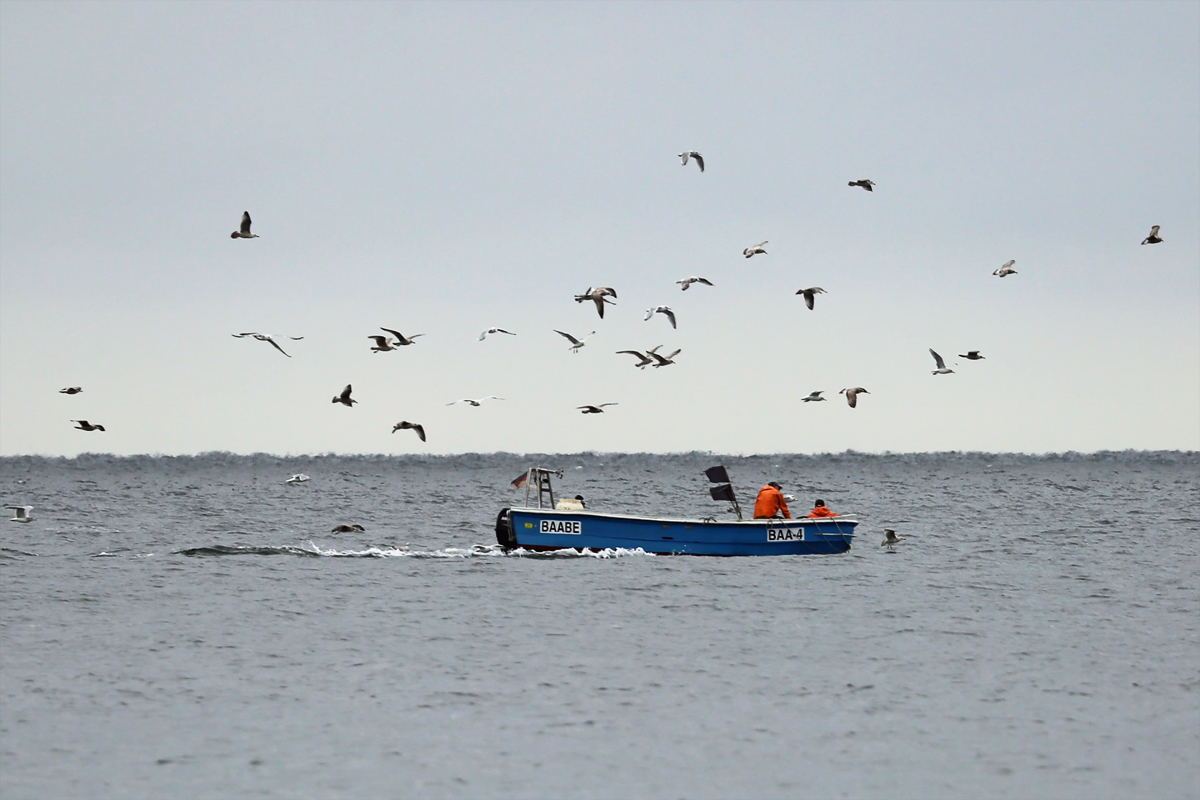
[
  {"left": 540, "top": 519, "right": 582, "bottom": 535},
  {"left": 767, "top": 527, "right": 804, "bottom": 542}
]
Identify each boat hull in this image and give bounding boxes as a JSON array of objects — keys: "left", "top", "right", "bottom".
[{"left": 499, "top": 507, "right": 855, "bottom": 556}]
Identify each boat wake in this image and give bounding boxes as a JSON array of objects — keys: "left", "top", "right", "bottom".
[{"left": 173, "top": 543, "right": 655, "bottom": 559}]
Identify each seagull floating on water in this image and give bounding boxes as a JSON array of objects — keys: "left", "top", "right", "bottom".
[
  {"left": 882, "top": 529, "right": 904, "bottom": 549},
  {"left": 59, "top": 387, "right": 82, "bottom": 395},
  {"left": 6, "top": 505, "right": 33, "bottom": 523},
  {"left": 1141, "top": 225, "right": 1162, "bottom": 245},
  {"left": 447, "top": 396, "right": 504, "bottom": 407},
  {"left": 678, "top": 151, "right": 705, "bottom": 172},
  {"left": 802, "top": 391, "right": 826, "bottom": 402},
  {"left": 839, "top": 388, "right": 869, "bottom": 408},
  {"left": 554, "top": 329, "right": 595, "bottom": 353},
  {"left": 796, "top": 287, "right": 826, "bottom": 311},
  {"left": 331, "top": 524, "right": 366, "bottom": 533},
  {"left": 743, "top": 241, "right": 768, "bottom": 258},
  {"left": 392, "top": 421, "right": 426, "bottom": 441},
  {"left": 959, "top": 351, "right": 985, "bottom": 360},
  {"left": 929, "top": 349, "right": 955, "bottom": 375},
  {"left": 993, "top": 260, "right": 1017, "bottom": 277},
  {"left": 644, "top": 306, "right": 677, "bottom": 329},
  {"left": 479, "top": 328, "right": 516, "bottom": 341},
  {"left": 71, "top": 420, "right": 105, "bottom": 431},
  {"left": 232, "top": 332, "right": 303, "bottom": 357},
  {"left": 578, "top": 404, "right": 618, "bottom": 414},
  {"left": 332, "top": 385, "right": 357, "bottom": 407},
  {"left": 848, "top": 179, "right": 876, "bottom": 192},
  {"left": 676, "top": 277, "right": 713, "bottom": 291},
  {"left": 230, "top": 211, "right": 259, "bottom": 239},
  {"left": 285, "top": 474, "right": 310, "bottom": 484},
  {"left": 574, "top": 287, "right": 617, "bottom": 319}
]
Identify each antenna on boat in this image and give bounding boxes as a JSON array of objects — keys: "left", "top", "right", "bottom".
[{"left": 704, "top": 465, "right": 743, "bottom": 520}]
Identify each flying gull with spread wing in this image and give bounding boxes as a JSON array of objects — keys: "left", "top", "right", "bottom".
[
  {"left": 1141, "top": 225, "right": 1162, "bottom": 245},
  {"left": 230, "top": 211, "right": 259, "bottom": 239},
  {"left": 882, "top": 529, "right": 904, "bottom": 549},
  {"left": 233, "top": 332, "right": 303, "bottom": 357},
  {"left": 447, "top": 396, "right": 504, "bottom": 407},
  {"left": 796, "top": 287, "right": 826, "bottom": 310},
  {"left": 676, "top": 276, "right": 713, "bottom": 291},
  {"left": 72, "top": 420, "right": 105, "bottom": 431},
  {"left": 929, "top": 349, "right": 955, "bottom": 375},
  {"left": 848, "top": 179, "right": 876, "bottom": 192},
  {"left": 6, "top": 505, "right": 34, "bottom": 523},
  {"left": 554, "top": 329, "right": 595, "bottom": 353},
  {"left": 479, "top": 328, "right": 516, "bottom": 341},
  {"left": 743, "top": 241, "right": 768, "bottom": 258},
  {"left": 678, "top": 151, "right": 704, "bottom": 172},
  {"left": 616, "top": 350, "right": 655, "bottom": 369},
  {"left": 839, "top": 388, "right": 869, "bottom": 408},
  {"left": 802, "top": 391, "right": 826, "bottom": 402},
  {"left": 331, "top": 385, "right": 357, "bottom": 407},
  {"left": 993, "top": 260, "right": 1017, "bottom": 277},
  {"left": 392, "top": 421, "right": 426, "bottom": 441},
  {"left": 578, "top": 404, "right": 618, "bottom": 414},
  {"left": 574, "top": 287, "right": 617, "bottom": 319},
  {"left": 648, "top": 348, "right": 681, "bottom": 368},
  {"left": 644, "top": 306, "right": 677, "bottom": 329},
  {"left": 959, "top": 350, "right": 985, "bottom": 360},
  {"left": 59, "top": 387, "right": 82, "bottom": 395}
]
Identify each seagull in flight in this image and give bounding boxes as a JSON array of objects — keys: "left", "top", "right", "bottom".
[
  {"left": 676, "top": 276, "right": 713, "bottom": 291},
  {"left": 616, "top": 350, "right": 655, "bottom": 369},
  {"left": 6, "top": 505, "right": 34, "bottom": 523},
  {"left": 285, "top": 474, "right": 310, "bottom": 484},
  {"left": 644, "top": 306, "right": 677, "bottom": 329},
  {"left": 929, "top": 349, "right": 955, "bottom": 375},
  {"left": 958, "top": 350, "right": 985, "bottom": 360},
  {"left": 648, "top": 348, "right": 681, "bottom": 368},
  {"left": 447, "top": 397, "right": 504, "bottom": 407},
  {"left": 574, "top": 287, "right": 617, "bottom": 319},
  {"left": 554, "top": 329, "right": 595, "bottom": 353},
  {"left": 743, "top": 241, "right": 768, "bottom": 258},
  {"left": 382, "top": 327, "right": 424, "bottom": 346},
  {"left": 796, "top": 287, "right": 826, "bottom": 310},
  {"left": 1141, "top": 225, "right": 1162, "bottom": 245},
  {"left": 578, "top": 404, "right": 618, "bottom": 414},
  {"left": 678, "top": 151, "right": 704, "bottom": 172},
  {"left": 881, "top": 529, "right": 904, "bottom": 549},
  {"left": 802, "top": 391, "right": 826, "bottom": 402},
  {"left": 230, "top": 211, "right": 259, "bottom": 239},
  {"left": 392, "top": 421, "right": 426, "bottom": 441},
  {"left": 59, "top": 387, "right": 82, "bottom": 395},
  {"left": 479, "top": 328, "right": 516, "bottom": 341},
  {"left": 72, "top": 420, "right": 105, "bottom": 431},
  {"left": 332, "top": 385, "right": 357, "bottom": 407},
  {"left": 839, "top": 387, "right": 869, "bottom": 408},
  {"left": 848, "top": 179, "right": 876, "bottom": 192},
  {"left": 993, "top": 260, "right": 1017, "bottom": 277},
  {"left": 232, "top": 332, "right": 303, "bottom": 357}
]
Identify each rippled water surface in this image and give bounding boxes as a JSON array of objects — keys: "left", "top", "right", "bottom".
[{"left": 2, "top": 451, "right": 1198, "bottom": 799}]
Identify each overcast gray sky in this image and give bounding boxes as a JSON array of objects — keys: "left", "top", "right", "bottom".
[{"left": 2, "top": 1, "right": 1197, "bottom": 457}]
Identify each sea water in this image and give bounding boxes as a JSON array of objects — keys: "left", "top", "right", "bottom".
[{"left": 1, "top": 451, "right": 1197, "bottom": 800}]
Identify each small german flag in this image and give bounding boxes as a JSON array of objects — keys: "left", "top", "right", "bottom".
[{"left": 510, "top": 471, "right": 529, "bottom": 489}]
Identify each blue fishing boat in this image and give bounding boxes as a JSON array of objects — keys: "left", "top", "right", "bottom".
[{"left": 494, "top": 466, "right": 857, "bottom": 556}]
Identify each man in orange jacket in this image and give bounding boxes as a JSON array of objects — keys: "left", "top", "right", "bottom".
[
  {"left": 753, "top": 481, "right": 791, "bottom": 519},
  {"left": 807, "top": 499, "right": 838, "bottom": 518}
]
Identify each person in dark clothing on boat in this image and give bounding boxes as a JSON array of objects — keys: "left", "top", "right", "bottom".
[
  {"left": 807, "top": 499, "right": 838, "bottom": 518},
  {"left": 753, "top": 482, "right": 791, "bottom": 519}
]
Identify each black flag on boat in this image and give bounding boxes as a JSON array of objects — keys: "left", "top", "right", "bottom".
[
  {"left": 710, "top": 484, "right": 736, "bottom": 502},
  {"left": 705, "top": 465, "right": 731, "bottom": 484}
]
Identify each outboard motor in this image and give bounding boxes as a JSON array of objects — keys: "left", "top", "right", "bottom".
[{"left": 494, "top": 507, "right": 515, "bottom": 549}]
